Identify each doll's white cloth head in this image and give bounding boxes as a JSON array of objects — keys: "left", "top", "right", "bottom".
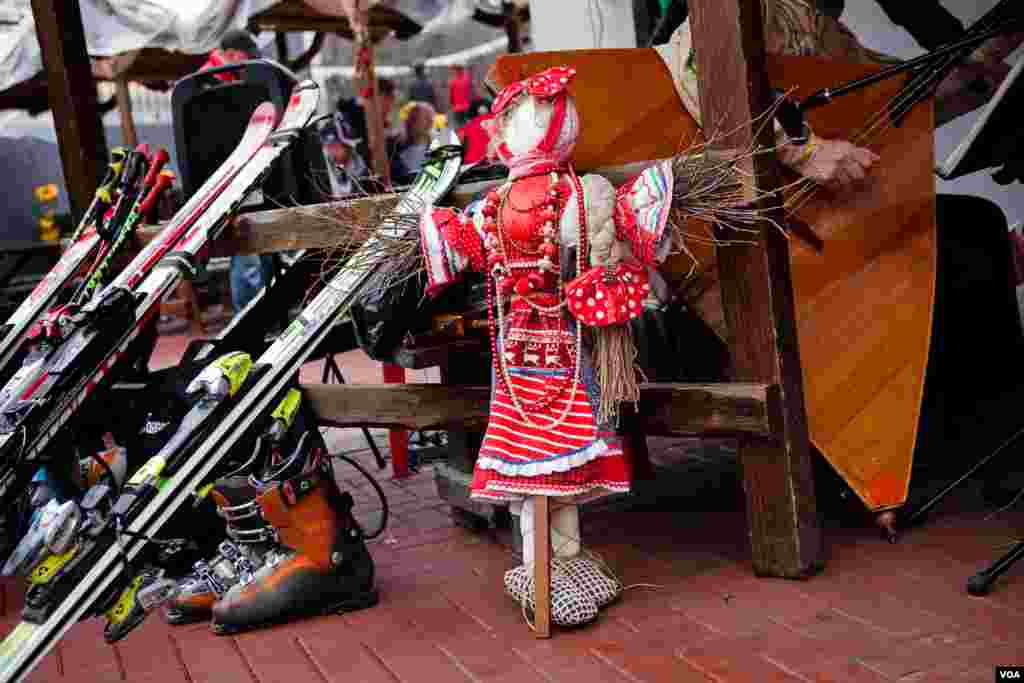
[{"left": 488, "top": 66, "right": 580, "bottom": 178}]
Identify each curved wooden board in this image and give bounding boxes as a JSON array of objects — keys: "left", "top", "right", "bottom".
[
  {"left": 490, "top": 50, "right": 936, "bottom": 511},
  {"left": 488, "top": 49, "right": 702, "bottom": 170}
]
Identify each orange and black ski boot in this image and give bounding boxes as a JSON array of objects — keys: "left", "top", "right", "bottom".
[
  {"left": 162, "top": 476, "right": 279, "bottom": 625},
  {"left": 210, "top": 464, "right": 378, "bottom": 635}
]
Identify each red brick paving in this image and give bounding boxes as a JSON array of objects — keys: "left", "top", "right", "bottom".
[{"left": 1, "top": 332, "right": 1022, "bottom": 682}]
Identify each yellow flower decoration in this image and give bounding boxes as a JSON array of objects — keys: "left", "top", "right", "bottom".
[
  {"left": 433, "top": 113, "right": 448, "bottom": 130},
  {"left": 34, "top": 184, "right": 59, "bottom": 202}
]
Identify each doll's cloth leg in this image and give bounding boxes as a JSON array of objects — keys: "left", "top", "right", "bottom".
[
  {"left": 504, "top": 498, "right": 597, "bottom": 627},
  {"left": 518, "top": 498, "right": 581, "bottom": 568},
  {"left": 505, "top": 499, "right": 621, "bottom": 623}
]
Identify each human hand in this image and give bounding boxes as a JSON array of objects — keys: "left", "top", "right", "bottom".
[
  {"left": 935, "top": 59, "right": 1012, "bottom": 126},
  {"left": 779, "top": 135, "right": 880, "bottom": 193}
]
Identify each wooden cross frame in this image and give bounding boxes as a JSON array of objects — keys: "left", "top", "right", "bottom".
[{"left": 685, "top": 0, "right": 823, "bottom": 580}]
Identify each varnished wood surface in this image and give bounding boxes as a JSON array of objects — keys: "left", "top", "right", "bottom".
[
  {"left": 491, "top": 50, "right": 936, "bottom": 512},
  {"left": 488, "top": 48, "right": 699, "bottom": 172}
]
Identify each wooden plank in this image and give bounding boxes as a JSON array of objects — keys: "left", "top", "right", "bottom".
[
  {"left": 688, "top": 0, "right": 822, "bottom": 577},
  {"left": 134, "top": 193, "right": 402, "bottom": 256},
  {"left": 533, "top": 496, "right": 551, "bottom": 638},
  {"left": 130, "top": 166, "right": 651, "bottom": 258},
  {"left": 31, "top": 0, "right": 106, "bottom": 223},
  {"left": 301, "top": 381, "right": 777, "bottom": 437}
]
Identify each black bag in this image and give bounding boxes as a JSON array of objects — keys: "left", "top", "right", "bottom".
[{"left": 349, "top": 261, "right": 486, "bottom": 362}]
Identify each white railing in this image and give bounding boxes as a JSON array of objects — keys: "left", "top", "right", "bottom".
[{"left": 96, "top": 82, "right": 174, "bottom": 126}]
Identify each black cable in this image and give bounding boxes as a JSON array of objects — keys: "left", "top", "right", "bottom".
[{"left": 331, "top": 452, "right": 388, "bottom": 540}]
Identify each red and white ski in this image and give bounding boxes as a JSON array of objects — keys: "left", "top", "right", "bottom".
[
  {"left": 0, "top": 86, "right": 316, "bottom": 526},
  {"left": 0, "top": 150, "right": 129, "bottom": 378}
]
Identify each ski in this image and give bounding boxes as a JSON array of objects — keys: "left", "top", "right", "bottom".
[
  {"left": 0, "top": 127, "right": 462, "bottom": 683},
  {"left": 0, "top": 98, "right": 285, "bottom": 520},
  {"left": 0, "top": 149, "right": 128, "bottom": 379}
]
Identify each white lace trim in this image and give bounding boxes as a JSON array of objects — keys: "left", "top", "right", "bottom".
[
  {"left": 475, "top": 438, "right": 619, "bottom": 477},
  {"left": 471, "top": 482, "right": 629, "bottom": 503}
]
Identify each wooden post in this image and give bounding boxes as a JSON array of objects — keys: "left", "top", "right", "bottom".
[
  {"left": 356, "top": 40, "right": 391, "bottom": 186},
  {"left": 275, "top": 32, "right": 289, "bottom": 62},
  {"left": 381, "top": 363, "right": 410, "bottom": 478},
  {"left": 503, "top": 1, "right": 523, "bottom": 53},
  {"left": 31, "top": 0, "right": 107, "bottom": 224},
  {"left": 115, "top": 80, "right": 138, "bottom": 149},
  {"left": 688, "top": 0, "right": 823, "bottom": 577},
  {"left": 532, "top": 496, "right": 551, "bottom": 638}
]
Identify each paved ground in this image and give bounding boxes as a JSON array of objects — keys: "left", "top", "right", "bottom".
[{"left": 2, "top": 332, "right": 1022, "bottom": 682}]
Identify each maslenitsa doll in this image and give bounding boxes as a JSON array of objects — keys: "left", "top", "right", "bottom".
[{"left": 418, "top": 66, "right": 676, "bottom": 626}]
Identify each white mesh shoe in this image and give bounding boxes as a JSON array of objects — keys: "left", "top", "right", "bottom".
[
  {"left": 503, "top": 560, "right": 599, "bottom": 627},
  {"left": 558, "top": 556, "right": 622, "bottom": 609}
]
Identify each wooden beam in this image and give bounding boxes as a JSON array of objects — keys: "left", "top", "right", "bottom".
[
  {"left": 134, "top": 193, "right": 402, "bottom": 255},
  {"left": 503, "top": 1, "right": 523, "bottom": 53},
  {"left": 533, "top": 497, "right": 551, "bottom": 638},
  {"left": 275, "top": 32, "right": 290, "bottom": 63},
  {"left": 131, "top": 165, "right": 648, "bottom": 257},
  {"left": 248, "top": 0, "right": 421, "bottom": 40},
  {"left": 688, "top": 0, "right": 822, "bottom": 577},
  {"left": 115, "top": 80, "right": 138, "bottom": 148},
  {"left": 359, "top": 41, "right": 391, "bottom": 186},
  {"left": 301, "top": 382, "right": 777, "bottom": 437},
  {"left": 31, "top": 0, "right": 106, "bottom": 223}
]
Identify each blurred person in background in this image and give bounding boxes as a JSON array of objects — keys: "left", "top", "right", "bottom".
[
  {"left": 409, "top": 62, "right": 438, "bottom": 109},
  {"left": 321, "top": 114, "right": 369, "bottom": 197},
  {"left": 201, "top": 29, "right": 261, "bottom": 81},
  {"left": 448, "top": 64, "right": 474, "bottom": 128},
  {"left": 397, "top": 101, "right": 437, "bottom": 180},
  {"left": 337, "top": 77, "right": 407, "bottom": 182}
]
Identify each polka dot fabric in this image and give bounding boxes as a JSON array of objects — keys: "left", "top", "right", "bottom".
[
  {"left": 564, "top": 263, "right": 650, "bottom": 327},
  {"left": 491, "top": 66, "right": 578, "bottom": 115}
]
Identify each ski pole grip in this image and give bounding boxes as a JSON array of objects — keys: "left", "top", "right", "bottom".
[
  {"left": 120, "top": 151, "right": 148, "bottom": 193},
  {"left": 107, "top": 148, "right": 129, "bottom": 181},
  {"left": 140, "top": 171, "right": 175, "bottom": 214},
  {"left": 143, "top": 148, "right": 170, "bottom": 187},
  {"left": 96, "top": 148, "right": 129, "bottom": 204}
]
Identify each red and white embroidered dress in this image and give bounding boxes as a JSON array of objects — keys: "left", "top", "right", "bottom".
[{"left": 418, "top": 67, "right": 674, "bottom": 504}]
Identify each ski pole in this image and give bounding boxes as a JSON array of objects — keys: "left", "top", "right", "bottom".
[
  {"left": 67, "top": 146, "right": 155, "bottom": 308},
  {"left": 73, "top": 148, "right": 129, "bottom": 244},
  {"left": 77, "top": 158, "right": 173, "bottom": 306}
]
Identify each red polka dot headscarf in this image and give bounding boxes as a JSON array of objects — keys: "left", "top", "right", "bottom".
[{"left": 489, "top": 66, "right": 579, "bottom": 173}]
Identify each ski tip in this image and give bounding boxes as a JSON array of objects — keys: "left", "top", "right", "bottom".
[
  {"left": 251, "top": 101, "right": 279, "bottom": 127},
  {"left": 295, "top": 80, "right": 318, "bottom": 92}
]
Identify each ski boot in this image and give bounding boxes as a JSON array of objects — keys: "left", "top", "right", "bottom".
[
  {"left": 210, "top": 462, "right": 378, "bottom": 635},
  {"left": 164, "top": 388, "right": 312, "bottom": 625},
  {"left": 161, "top": 476, "right": 280, "bottom": 625}
]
